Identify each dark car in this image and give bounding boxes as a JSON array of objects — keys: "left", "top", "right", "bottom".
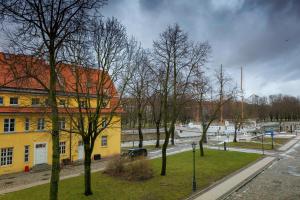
[{"left": 127, "top": 148, "right": 148, "bottom": 158}]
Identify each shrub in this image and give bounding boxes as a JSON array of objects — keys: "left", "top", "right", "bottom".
[
  {"left": 104, "top": 156, "right": 153, "bottom": 181},
  {"left": 104, "top": 156, "right": 127, "bottom": 176},
  {"left": 124, "top": 158, "right": 153, "bottom": 181}
]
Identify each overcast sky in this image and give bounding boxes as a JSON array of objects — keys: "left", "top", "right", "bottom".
[{"left": 102, "top": 0, "right": 300, "bottom": 97}]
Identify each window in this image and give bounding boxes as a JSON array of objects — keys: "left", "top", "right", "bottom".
[
  {"left": 31, "top": 98, "right": 40, "bottom": 106},
  {"left": 37, "top": 118, "right": 45, "bottom": 130},
  {"left": 44, "top": 99, "right": 49, "bottom": 106},
  {"left": 102, "top": 117, "right": 107, "bottom": 128},
  {"left": 4, "top": 119, "right": 15, "bottom": 132},
  {"left": 59, "top": 142, "right": 66, "bottom": 154},
  {"left": 10, "top": 97, "right": 18, "bottom": 105},
  {"left": 59, "top": 99, "right": 66, "bottom": 107},
  {"left": 1, "top": 147, "right": 13, "bottom": 166},
  {"left": 79, "top": 100, "right": 87, "bottom": 108},
  {"left": 25, "top": 118, "right": 30, "bottom": 131},
  {"left": 101, "top": 136, "right": 107, "bottom": 147},
  {"left": 59, "top": 118, "right": 66, "bottom": 130},
  {"left": 0, "top": 97, "right": 3, "bottom": 105},
  {"left": 24, "top": 146, "right": 29, "bottom": 162}
]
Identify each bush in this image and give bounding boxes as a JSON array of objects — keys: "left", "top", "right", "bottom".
[
  {"left": 104, "top": 156, "right": 127, "bottom": 176},
  {"left": 125, "top": 158, "right": 153, "bottom": 181},
  {"left": 104, "top": 156, "right": 153, "bottom": 181}
]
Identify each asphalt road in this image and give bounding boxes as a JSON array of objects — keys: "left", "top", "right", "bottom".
[{"left": 226, "top": 141, "right": 300, "bottom": 200}]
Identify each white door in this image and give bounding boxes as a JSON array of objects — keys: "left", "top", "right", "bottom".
[
  {"left": 35, "top": 143, "right": 47, "bottom": 165},
  {"left": 78, "top": 142, "right": 84, "bottom": 160}
]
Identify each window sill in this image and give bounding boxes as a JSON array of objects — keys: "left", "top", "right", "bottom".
[{"left": 0, "top": 164, "right": 13, "bottom": 168}]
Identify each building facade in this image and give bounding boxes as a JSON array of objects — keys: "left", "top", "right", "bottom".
[{"left": 0, "top": 53, "right": 122, "bottom": 175}]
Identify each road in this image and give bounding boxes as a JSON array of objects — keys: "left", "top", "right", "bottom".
[{"left": 226, "top": 141, "right": 300, "bottom": 200}]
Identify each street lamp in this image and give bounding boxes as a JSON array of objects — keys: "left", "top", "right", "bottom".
[
  {"left": 261, "top": 132, "right": 264, "bottom": 155},
  {"left": 192, "top": 142, "right": 197, "bottom": 192}
]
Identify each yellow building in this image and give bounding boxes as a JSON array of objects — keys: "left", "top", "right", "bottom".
[{"left": 0, "top": 53, "right": 122, "bottom": 175}]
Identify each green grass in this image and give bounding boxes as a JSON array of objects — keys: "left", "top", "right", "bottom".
[
  {"left": 1, "top": 150, "right": 261, "bottom": 200},
  {"left": 227, "top": 137, "right": 290, "bottom": 150}
]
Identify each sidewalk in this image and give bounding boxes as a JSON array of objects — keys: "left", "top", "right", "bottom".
[
  {"left": 188, "top": 135, "right": 300, "bottom": 200},
  {"left": 278, "top": 135, "right": 300, "bottom": 151},
  {"left": 191, "top": 157, "right": 276, "bottom": 200}
]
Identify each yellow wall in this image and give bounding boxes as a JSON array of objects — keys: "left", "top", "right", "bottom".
[{"left": 0, "top": 92, "right": 121, "bottom": 175}]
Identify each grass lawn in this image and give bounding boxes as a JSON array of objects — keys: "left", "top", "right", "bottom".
[
  {"left": 0, "top": 150, "right": 261, "bottom": 200},
  {"left": 227, "top": 137, "right": 291, "bottom": 150}
]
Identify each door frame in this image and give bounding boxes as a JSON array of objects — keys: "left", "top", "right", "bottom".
[{"left": 34, "top": 142, "right": 48, "bottom": 165}]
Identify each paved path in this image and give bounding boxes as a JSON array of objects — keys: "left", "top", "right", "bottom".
[
  {"left": 189, "top": 135, "right": 300, "bottom": 200},
  {"left": 226, "top": 140, "right": 300, "bottom": 200},
  {"left": 193, "top": 157, "right": 276, "bottom": 200},
  {"left": 277, "top": 135, "right": 300, "bottom": 151}
]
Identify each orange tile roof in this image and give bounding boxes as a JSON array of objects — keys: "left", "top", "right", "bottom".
[
  {"left": 0, "top": 52, "right": 123, "bottom": 114},
  {"left": 0, "top": 106, "right": 124, "bottom": 114}
]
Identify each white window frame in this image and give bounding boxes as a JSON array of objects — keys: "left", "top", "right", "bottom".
[
  {"left": 59, "top": 117, "right": 66, "bottom": 130},
  {"left": 25, "top": 118, "right": 30, "bottom": 131},
  {"left": 1, "top": 147, "right": 13, "bottom": 166},
  {"left": 9, "top": 97, "right": 18, "bottom": 105},
  {"left": 4, "top": 118, "right": 15, "bottom": 132},
  {"left": 101, "top": 136, "right": 108, "bottom": 147},
  {"left": 37, "top": 118, "right": 45, "bottom": 130},
  {"left": 24, "top": 145, "right": 29, "bottom": 162},
  {"left": 31, "top": 98, "right": 40, "bottom": 106},
  {"left": 59, "top": 99, "right": 66, "bottom": 107},
  {"left": 59, "top": 141, "right": 66, "bottom": 154},
  {"left": 79, "top": 100, "right": 87, "bottom": 108}
]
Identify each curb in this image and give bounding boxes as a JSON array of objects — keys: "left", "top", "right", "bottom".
[
  {"left": 218, "top": 157, "right": 277, "bottom": 200},
  {"left": 186, "top": 156, "right": 276, "bottom": 200}
]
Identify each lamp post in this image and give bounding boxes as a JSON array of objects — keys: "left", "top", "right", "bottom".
[
  {"left": 261, "top": 132, "right": 264, "bottom": 155},
  {"left": 192, "top": 142, "right": 196, "bottom": 192}
]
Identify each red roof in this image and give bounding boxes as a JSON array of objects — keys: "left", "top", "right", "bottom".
[
  {"left": 0, "top": 52, "right": 123, "bottom": 114},
  {"left": 0, "top": 106, "right": 124, "bottom": 114}
]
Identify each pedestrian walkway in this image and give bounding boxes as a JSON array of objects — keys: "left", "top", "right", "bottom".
[
  {"left": 278, "top": 135, "right": 300, "bottom": 151},
  {"left": 192, "top": 156, "right": 276, "bottom": 200}
]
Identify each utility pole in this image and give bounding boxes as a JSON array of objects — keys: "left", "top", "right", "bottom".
[
  {"left": 220, "top": 64, "right": 224, "bottom": 124},
  {"left": 241, "top": 67, "right": 244, "bottom": 128}
]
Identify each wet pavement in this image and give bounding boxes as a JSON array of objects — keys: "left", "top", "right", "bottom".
[{"left": 226, "top": 142, "right": 300, "bottom": 200}]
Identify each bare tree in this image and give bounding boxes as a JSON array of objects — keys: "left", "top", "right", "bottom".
[
  {"left": 153, "top": 24, "right": 209, "bottom": 175},
  {"left": 61, "top": 17, "right": 136, "bottom": 195},
  {"left": 127, "top": 49, "right": 151, "bottom": 147},
  {"left": 147, "top": 67, "right": 164, "bottom": 148},
  {"left": 0, "top": 1, "right": 105, "bottom": 199},
  {"left": 196, "top": 65, "right": 234, "bottom": 157}
]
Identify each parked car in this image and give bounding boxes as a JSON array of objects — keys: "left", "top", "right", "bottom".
[{"left": 124, "top": 148, "right": 148, "bottom": 158}]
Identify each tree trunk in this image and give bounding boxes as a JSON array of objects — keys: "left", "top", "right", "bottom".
[
  {"left": 170, "top": 124, "right": 175, "bottom": 145},
  {"left": 233, "top": 128, "right": 238, "bottom": 142},
  {"left": 161, "top": 128, "right": 171, "bottom": 176},
  {"left": 49, "top": 51, "right": 60, "bottom": 200},
  {"left": 50, "top": 130, "right": 60, "bottom": 200},
  {"left": 199, "top": 140, "right": 204, "bottom": 157},
  {"left": 199, "top": 126, "right": 206, "bottom": 157},
  {"left": 84, "top": 146, "right": 92, "bottom": 196},
  {"left": 155, "top": 122, "right": 160, "bottom": 148},
  {"left": 138, "top": 111, "right": 143, "bottom": 147}
]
